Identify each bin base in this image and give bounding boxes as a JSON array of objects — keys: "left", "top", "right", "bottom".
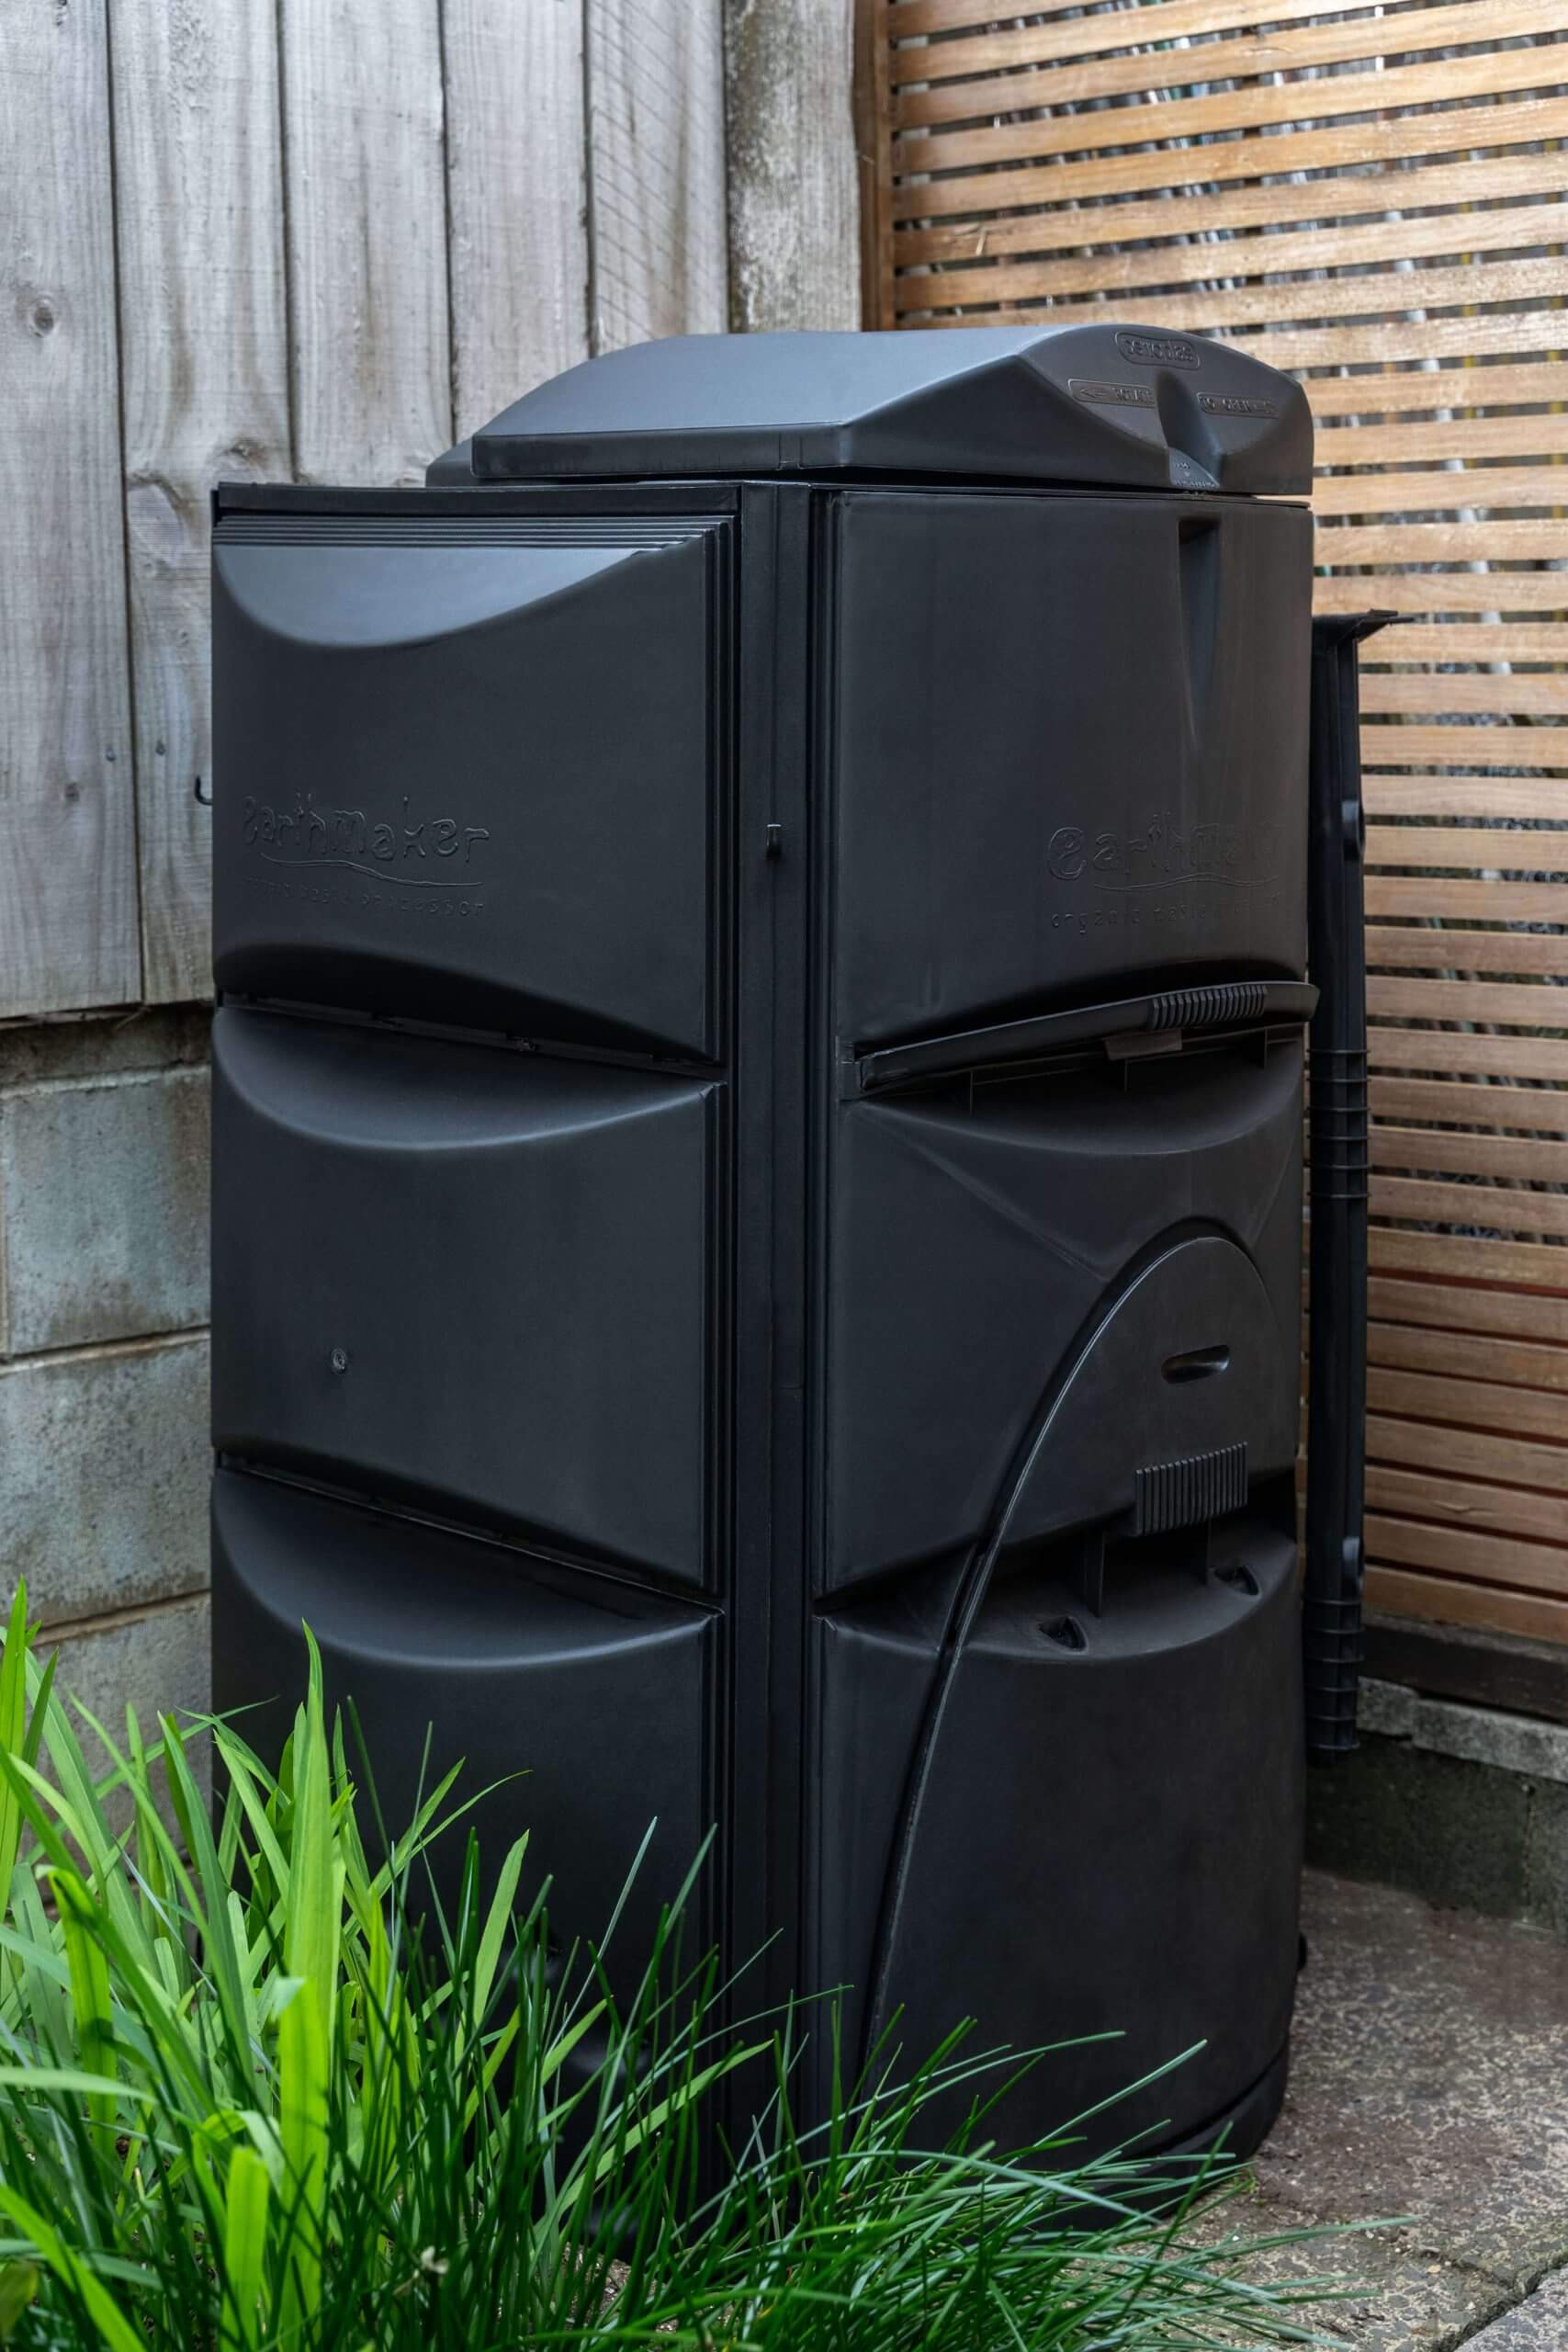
[{"left": 1155, "top": 2039, "right": 1291, "bottom": 2168}]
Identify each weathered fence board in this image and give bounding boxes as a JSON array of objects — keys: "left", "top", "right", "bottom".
[
  {"left": 108, "top": 0, "right": 290, "bottom": 1007},
  {"left": 726, "top": 0, "right": 860, "bottom": 332},
  {"left": 0, "top": 0, "right": 140, "bottom": 1018},
  {"left": 279, "top": 0, "right": 451, "bottom": 481},
  {"left": 586, "top": 0, "right": 728, "bottom": 349},
  {"left": 444, "top": 0, "right": 590, "bottom": 434},
  {"left": 859, "top": 0, "right": 1568, "bottom": 1648}
]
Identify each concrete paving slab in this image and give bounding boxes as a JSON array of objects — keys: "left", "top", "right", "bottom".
[
  {"left": 1210, "top": 1871, "right": 1568, "bottom": 2349},
  {"left": 1463, "top": 2267, "right": 1568, "bottom": 2349}
]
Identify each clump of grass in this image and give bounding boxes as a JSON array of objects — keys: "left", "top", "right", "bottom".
[{"left": 0, "top": 1581, "right": 1343, "bottom": 2348}]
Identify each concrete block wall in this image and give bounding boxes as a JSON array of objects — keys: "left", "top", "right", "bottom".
[{"left": 0, "top": 1009, "right": 211, "bottom": 1739}]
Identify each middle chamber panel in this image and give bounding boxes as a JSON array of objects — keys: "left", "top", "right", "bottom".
[{"left": 211, "top": 1007, "right": 721, "bottom": 1586}]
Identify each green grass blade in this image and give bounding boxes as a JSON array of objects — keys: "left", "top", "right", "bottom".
[
  {"left": 284, "top": 1634, "right": 341, "bottom": 2053},
  {"left": 220, "top": 2143, "right": 271, "bottom": 2352},
  {"left": 0, "top": 1588, "right": 33, "bottom": 1919},
  {"left": 0, "top": 2188, "right": 145, "bottom": 2352},
  {"left": 50, "top": 1872, "right": 117, "bottom": 2134},
  {"left": 276, "top": 1980, "right": 328, "bottom": 2338}
]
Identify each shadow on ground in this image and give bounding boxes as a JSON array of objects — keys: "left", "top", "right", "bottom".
[{"left": 1200, "top": 1870, "right": 1568, "bottom": 2349}]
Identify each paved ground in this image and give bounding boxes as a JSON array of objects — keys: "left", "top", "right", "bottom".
[{"left": 1204, "top": 1871, "right": 1568, "bottom": 2348}]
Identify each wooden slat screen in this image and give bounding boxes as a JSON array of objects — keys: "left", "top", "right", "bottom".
[{"left": 859, "top": 0, "right": 1568, "bottom": 1646}]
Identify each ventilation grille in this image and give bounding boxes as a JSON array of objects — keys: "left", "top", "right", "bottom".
[
  {"left": 1134, "top": 1442, "right": 1248, "bottom": 1536},
  {"left": 1147, "top": 982, "right": 1268, "bottom": 1033}
]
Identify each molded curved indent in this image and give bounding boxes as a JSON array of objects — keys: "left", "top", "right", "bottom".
[
  {"left": 215, "top": 540, "right": 642, "bottom": 650},
  {"left": 1005, "top": 1234, "right": 1292, "bottom": 1548}
]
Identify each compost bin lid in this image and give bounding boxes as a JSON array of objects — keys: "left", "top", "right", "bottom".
[{"left": 446, "top": 326, "right": 1312, "bottom": 496}]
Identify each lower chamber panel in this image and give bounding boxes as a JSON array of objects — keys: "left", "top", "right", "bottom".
[
  {"left": 814, "top": 1516, "right": 1303, "bottom": 2154},
  {"left": 211, "top": 1468, "right": 714, "bottom": 1978}
]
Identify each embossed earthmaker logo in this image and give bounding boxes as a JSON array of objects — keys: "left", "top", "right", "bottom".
[{"left": 242, "top": 792, "right": 491, "bottom": 887}]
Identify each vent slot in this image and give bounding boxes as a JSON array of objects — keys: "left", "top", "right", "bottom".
[{"left": 1162, "top": 1344, "right": 1231, "bottom": 1385}]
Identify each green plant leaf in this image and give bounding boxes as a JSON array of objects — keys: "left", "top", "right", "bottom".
[
  {"left": 0, "top": 1586, "right": 33, "bottom": 1923},
  {"left": 0, "top": 2260, "right": 37, "bottom": 2343},
  {"left": 276, "top": 1977, "right": 329, "bottom": 2337},
  {"left": 472, "top": 1830, "right": 527, "bottom": 2024},
  {"left": 221, "top": 2143, "right": 271, "bottom": 2352},
  {"left": 284, "top": 1633, "right": 341, "bottom": 2055},
  {"left": 0, "top": 2188, "right": 145, "bottom": 2352},
  {"left": 51, "top": 1871, "right": 117, "bottom": 2133}
]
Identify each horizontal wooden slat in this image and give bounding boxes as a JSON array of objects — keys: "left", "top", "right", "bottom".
[
  {"left": 1371, "top": 1125, "right": 1568, "bottom": 1186},
  {"left": 1321, "top": 414, "right": 1568, "bottom": 472},
  {"left": 1366, "top": 827, "right": 1568, "bottom": 873},
  {"left": 1373, "top": 1172, "right": 1568, "bottom": 1239},
  {"left": 1369, "top": 1464, "right": 1568, "bottom": 1544},
  {"left": 893, "top": 46, "right": 1568, "bottom": 175},
  {"left": 1364, "top": 676, "right": 1567, "bottom": 720},
  {"left": 1316, "top": 467, "right": 1568, "bottom": 521},
  {"left": 1365, "top": 630, "right": 1568, "bottom": 666},
  {"left": 1326, "top": 521, "right": 1568, "bottom": 568},
  {"left": 1368, "top": 1566, "right": 1568, "bottom": 1642},
  {"left": 1368, "top": 1361, "right": 1568, "bottom": 1439},
  {"left": 1364, "top": 776, "right": 1568, "bottom": 820},
  {"left": 1365, "top": 930, "right": 1568, "bottom": 980},
  {"left": 886, "top": 0, "right": 1344, "bottom": 67},
  {"left": 1371, "top": 1035, "right": 1568, "bottom": 1089},
  {"left": 1367, "top": 974, "right": 1568, "bottom": 1026},
  {"left": 1224, "top": 310, "right": 1568, "bottom": 375},
  {"left": 1370, "top": 1272, "right": 1568, "bottom": 1344},
  {"left": 1367, "top": 874, "right": 1567, "bottom": 919},
  {"left": 897, "top": 197, "right": 1568, "bottom": 314},
  {"left": 886, "top": 0, "right": 1483, "bottom": 95},
  {"left": 1323, "top": 415, "right": 1568, "bottom": 476},
  {"left": 889, "top": 92, "right": 1568, "bottom": 220},
  {"left": 1318, "top": 577, "right": 1568, "bottom": 620},
  {"left": 1364, "top": 1566, "right": 1568, "bottom": 1645},
  {"left": 1369, "top": 1511, "right": 1568, "bottom": 1595},
  {"left": 1360, "top": 720, "right": 1568, "bottom": 769},
  {"left": 1371, "top": 1225, "right": 1568, "bottom": 1287},
  {"left": 1309, "top": 363, "right": 1568, "bottom": 422},
  {"left": 1370, "top": 1077, "right": 1568, "bottom": 1135},
  {"left": 1368, "top": 1405, "right": 1568, "bottom": 1491},
  {"left": 905, "top": 252, "right": 1568, "bottom": 336},
  {"left": 897, "top": 152, "right": 1568, "bottom": 272},
  {"left": 1370, "top": 1317, "right": 1568, "bottom": 1390},
  {"left": 1363, "top": 677, "right": 1568, "bottom": 719}
]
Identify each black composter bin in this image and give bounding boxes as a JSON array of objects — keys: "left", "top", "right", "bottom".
[{"left": 212, "top": 327, "right": 1325, "bottom": 2161}]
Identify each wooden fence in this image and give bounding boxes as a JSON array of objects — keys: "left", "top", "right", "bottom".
[
  {"left": 857, "top": 0, "right": 1568, "bottom": 1649},
  {"left": 1, "top": 0, "right": 856, "bottom": 1027}
]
